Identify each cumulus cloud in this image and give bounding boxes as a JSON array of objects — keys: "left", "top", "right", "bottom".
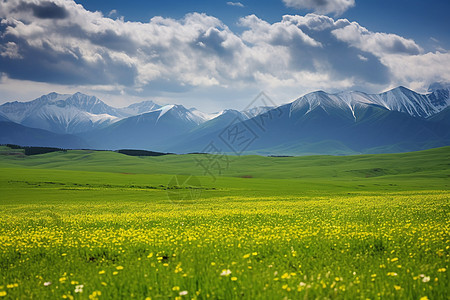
[
  {"left": 239, "top": 14, "right": 322, "bottom": 47},
  {"left": 238, "top": 14, "right": 390, "bottom": 86},
  {"left": 381, "top": 51, "right": 450, "bottom": 91},
  {"left": 282, "top": 0, "right": 355, "bottom": 15},
  {"left": 332, "top": 22, "right": 422, "bottom": 56},
  {"left": 0, "top": 0, "right": 448, "bottom": 107}
]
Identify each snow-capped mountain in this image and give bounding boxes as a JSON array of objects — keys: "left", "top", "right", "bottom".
[
  {"left": 0, "top": 93, "right": 166, "bottom": 134},
  {"left": 165, "top": 84, "right": 450, "bottom": 155},
  {"left": 214, "top": 109, "right": 248, "bottom": 120},
  {"left": 156, "top": 105, "right": 206, "bottom": 125},
  {"left": 0, "top": 93, "right": 121, "bottom": 134},
  {"left": 120, "top": 100, "right": 161, "bottom": 116},
  {"left": 187, "top": 106, "right": 275, "bottom": 124},
  {"left": 366, "top": 86, "right": 449, "bottom": 118},
  {"left": 82, "top": 104, "right": 202, "bottom": 151},
  {"left": 289, "top": 85, "right": 450, "bottom": 120},
  {"left": 1, "top": 92, "right": 69, "bottom": 124},
  {"left": 62, "top": 92, "right": 128, "bottom": 117},
  {"left": 189, "top": 108, "right": 222, "bottom": 123},
  {"left": 1, "top": 84, "right": 449, "bottom": 154}
]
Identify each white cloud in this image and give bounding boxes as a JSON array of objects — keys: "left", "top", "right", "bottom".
[
  {"left": 381, "top": 51, "right": 450, "bottom": 93},
  {"left": 332, "top": 22, "right": 422, "bottom": 56},
  {"left": 227, "top": 2, "right": 244, "bottom": 7},
  {"left": 0, "top": 0, "right": 448, "bottom": 109},
  {"left": 239, "top": 14, "right": 322, "bottom": 47},
  {"left": 282, "top": 0, "right": 355, "bottom": 15},
  {"left": 357, "top": 54, "right": 368, "bottom": 61}
]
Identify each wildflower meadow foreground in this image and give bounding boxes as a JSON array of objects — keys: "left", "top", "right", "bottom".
[{"left": 0, "top": 147, "right": 449, "bottom": 299}]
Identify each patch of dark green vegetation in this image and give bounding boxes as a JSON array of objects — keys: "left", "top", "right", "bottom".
[
  {"left": 117, "top": 149, "right": 172, "bottom": 157},
  {"left": 1, "top": 144, "right": 66, "bottom": 155}
]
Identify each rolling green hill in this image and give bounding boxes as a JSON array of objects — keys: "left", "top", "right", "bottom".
[
  {"left": 1, "top": 145, "right": 449, "bottom": 195},
  {"left": 1, "top": 145, "right": 449, "bottom": 179}
]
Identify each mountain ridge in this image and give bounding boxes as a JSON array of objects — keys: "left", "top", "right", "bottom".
[{"left": 1, "top": 84, "right": 449, "bottom": 155}]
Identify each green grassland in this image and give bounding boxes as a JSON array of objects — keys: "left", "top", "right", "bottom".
[{"left": 0, "top": 146, "right": 449, "bottom": 299}]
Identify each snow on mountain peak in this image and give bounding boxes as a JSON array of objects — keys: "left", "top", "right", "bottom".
[
  {"left": 2, "top": 86, "right": 449, "bottom": 137},
  {"left": 122, "top": 100, "right": 161, "bottom": 115},
  {"left": 290, "top": 91, "right": 354, "bottom": 118},
  {"left": 290, "top": 86, "right": 450, "bottom": 119},
  {"left": 156, "top": 105, "right": 175, "bottom": 122},
  {"left": 133, "top": 104, "right": 205, "bottom": 126},
  {"left": 189, "top": 107, "right": 221, "bottom": 122},
  {"left": 0, "top": 92, "right": 127, "bottom": 133}
]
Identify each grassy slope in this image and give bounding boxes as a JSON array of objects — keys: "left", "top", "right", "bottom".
[
  {"left": 0, "top": 146, "right": 449, "bottom": 197},
  {"left": 1, "top": 145, "right": 449, "bottom": 178},
  {"left": 1, "top": 148, "right": 447, "bottom": 206}
]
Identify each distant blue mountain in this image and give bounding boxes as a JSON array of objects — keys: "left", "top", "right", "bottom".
[
  {"left": 162, "top": 86, "right": 450, "bottom": 155},
  {"left": 0, "top": 121, "right": 87, "bottom": 149},
  {"left": 81, "top": 105, "right": 203, "bottom": 151},
  {"left": 1, "top": 84, "right": 449, "bottom": 155}
]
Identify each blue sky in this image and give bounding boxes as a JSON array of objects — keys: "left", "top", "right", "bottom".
[{"left": 0, "top": 0, "right": 449, "bottom": 111}]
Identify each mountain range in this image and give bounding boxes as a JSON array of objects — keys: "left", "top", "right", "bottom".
[{"left": 1, "top": 84, "right": 449, "bottom": 155}]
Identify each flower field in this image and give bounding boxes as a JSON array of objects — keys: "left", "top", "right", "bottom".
[{"left": 0, "top": 147, "right": 449, "bottom": 299}]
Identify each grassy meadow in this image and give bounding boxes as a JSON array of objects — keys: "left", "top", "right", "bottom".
[{"left": 0, "top": 146, "right": 449, "bottom": 299}]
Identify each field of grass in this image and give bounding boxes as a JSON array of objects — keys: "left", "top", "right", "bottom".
[{"left": 0, "top": 146, "right": 449, "bottom": 299}]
